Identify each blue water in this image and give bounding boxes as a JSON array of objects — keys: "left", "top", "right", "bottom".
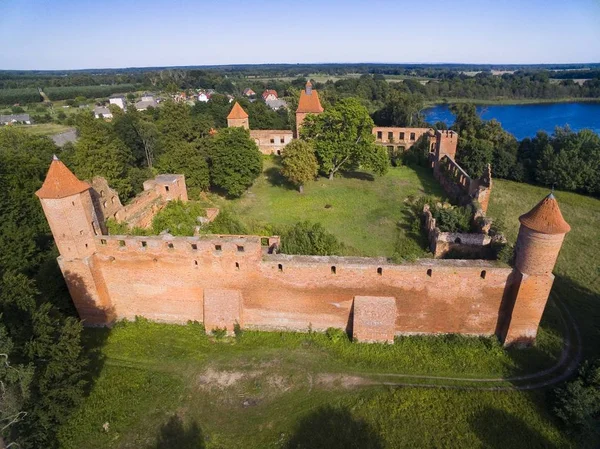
[{"left": 424, "top": 102, "right": 600, "bottom": 140}]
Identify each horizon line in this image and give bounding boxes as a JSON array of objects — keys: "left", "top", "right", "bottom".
[{"left": 2, "top": 61, "right": 600, "bottom": 72}]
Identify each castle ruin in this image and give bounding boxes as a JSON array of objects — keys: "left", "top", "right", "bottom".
[{"left": 36, "top": 149, "right": 570, "bottom": 346}]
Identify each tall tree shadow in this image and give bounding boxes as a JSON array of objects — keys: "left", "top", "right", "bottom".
[
  {"left": 265, "top": 166, "right": 296, "bottom": 190},
  {"left": 284, "top": 405, "right": 383, "bottom": 449},
  {"left": 148, "top": 414, "right": 205, "bottom": 449},
  {"left": 469, "top": 407, "right": 560, "bottom": 449}
]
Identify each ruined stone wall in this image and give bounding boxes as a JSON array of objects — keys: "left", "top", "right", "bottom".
[
  {"left": 372, "top": 127, "right": 434, "bottom": 151},
  {"left": 422, "top": 204, "right": 494, "bottom": 259},
  {"left": 114, "top": 189, "right": 165, "bottom": 229},
  {"left": 62, "top": 233, "right": 515, "bottom": 339},
  {"left": 249, "top": 130, "right": 294, "bottom": 155}
]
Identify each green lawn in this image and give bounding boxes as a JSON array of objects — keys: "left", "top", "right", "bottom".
[
  {"left": 222, "top": 157, "right": 443, "bottom": 258},
  {"left": 57, "top": 321, "right": 571, "bottom": 449},
  {"left": 12, "top": 123, "right": 72, "bottom": 136},
  {"left": 57, "top": 170, "right": 600, "bottom": 449}
]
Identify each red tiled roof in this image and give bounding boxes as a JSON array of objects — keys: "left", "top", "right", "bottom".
[
  {"left": 519, "top": 193, "right": 571, "bottom": 234},
  {"left": 227, "top": 102, "right": 248, "bottom": 120},
  {"left": 35, "top": 156, "right": 91, "bottom": 199},
  {"left": 296, "top": 89, "right": 324, "bottom": 114},
  {"left": 262, "top": 89, "right": 278, "bottom": 100}
]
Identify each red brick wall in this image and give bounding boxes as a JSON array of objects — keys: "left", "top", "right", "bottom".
[{"left": 61, "top": 235, "right": 517, "bottom": 339}]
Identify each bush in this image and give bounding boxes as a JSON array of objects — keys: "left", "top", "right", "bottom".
[
  {"left": 280, "top": 222, "right": 345, "bottom": 256},
  {"left": 202, "top": 209, "right": 248, "bottom": 235},
  {"left": 551, "top": 360, "right": 600, "bottom": 438},
  {"left": 325, "top": 327, "right": 349, "bottom": 344},
  {"left": 152, "top": 200, "right": 207, "bottom": 236},
  {"left": 432, "top": 205, "right": 472, "bottom": 233},
  {"left": 211, "top": 327, "right": 227, "bottom": 340}
]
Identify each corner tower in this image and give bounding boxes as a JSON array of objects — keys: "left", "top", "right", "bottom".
[
  {"left": 35, "top": 155, "right": 102, "bottom": 259},
  {"left": 295, "top": 80, "right": 324, "bottom": 137},
  {"left": 433, "top": 129, "right": 458, "bottom": 175},
  {"left": 503, "top": 193, "right": 570, "bottom": 345},
  {"left": 36, "top": 156, "right": 113, "bottom": 325},
  {"left": 227, "top": 102, "right": 249, "bottom": 129}
]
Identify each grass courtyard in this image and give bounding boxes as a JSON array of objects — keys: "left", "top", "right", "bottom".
[
  {"left": 56, "top": 162, "right": 600, "bottom": 448},
  {"left": 221, "top": 157, "right": 443, "bottom": 258}
]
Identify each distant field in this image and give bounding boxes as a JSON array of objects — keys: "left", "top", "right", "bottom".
[{"left": 11, "top": 123, "right": 71, "bottom": 137}]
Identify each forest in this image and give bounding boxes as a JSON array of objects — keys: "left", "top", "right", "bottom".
[{"left": 1, "top": 63, "right": 600, "bottom": 105}]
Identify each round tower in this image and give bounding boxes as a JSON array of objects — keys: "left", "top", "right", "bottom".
[
  {"left": 35, "top": 155, "right": 101, "bottom": 260},
  {"left": 515, "top": 193, "right": 571, "bottom": 276}
]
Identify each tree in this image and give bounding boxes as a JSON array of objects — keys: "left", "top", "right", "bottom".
[
  {"left": 155, "top": 141, "right": 210, "bottom": 195},
  {"left": 456, "top": 138, "right": 494, "bottom": 178},
  {"left": 208, "top": 127, "right": 262, "bottom": 197},
  {"left": 0, "top": 128, "right": 55, "bottom": 275},
  {"left": 280, "top": 140, "right": 318, "bottom": 193},
  {"left": 372, "top": 92, "right": 425, "bottom": 127},
  {"left": 72, "top": 113, "right": 134, "bottom": 199},
  {"left": 0, "top": 273, "right": 87, "bottom": 448},
  {"left": 301, "top": 98, "right": 388, "bottom": 179},
  {"left": 552, "top": 360, "right": 600, "bottom": 438}
]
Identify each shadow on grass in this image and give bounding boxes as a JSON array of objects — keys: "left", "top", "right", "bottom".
[
  {"left": 148, "top": 415, "right": 205, "bottom": 449},
  {"left": 552, "top": 275, "right": 600, "bottom": 360},
  {"left": 284, "top": 405, "right": 383, "bottom": 449},
  {"left": 469, "top": 407, "right": 560, "bottom": 449},
  {"left": 340, "top": 170, "right": 375, "bottom": 181},
  {"left": 265, "top": 166, "right": 297, "bottom": 190}
]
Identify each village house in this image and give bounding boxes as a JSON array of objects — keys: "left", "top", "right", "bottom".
[
  {"left": 262, "top": 89, "right": 278, "bottom": 101},
  {"left": 93, "top": 106, "right": 113, "bottom": 120},
  {"left": 0, "top": 113, "right": 32, "bottom": 125},
  {"left": 197, "top": 90, "right": 211, "bottom": 102},
  {"left": 243, "top": 88, "right": 256, "bottom": 97},
  {"left": 135, "top": 93, "right": 158, "bottom": 111},
  {"left": 108, "top": 94, "right": 126, "bottom": 110}
]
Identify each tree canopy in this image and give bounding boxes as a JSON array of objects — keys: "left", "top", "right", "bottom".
[
  {"left": 208, "top": 127, "right": 262, "bottom": 197},
  {"left": 280, "top": 140, "right": 318, "bottom": 192},
  {"left": 300, "top": 98, "right": 388, "bottom": 179}
]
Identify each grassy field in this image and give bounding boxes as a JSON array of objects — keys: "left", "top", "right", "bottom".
[
  {"left": 220, "top": 157, "right": 442, "bottom": 258},
  {"left": 11, "top": 123, "right": 72, "bottom": 136},
  {"left": 57, "top": 320, "right": 571, "bottom": 449},
  {"left": 55, "top": 168, "right": 600, "bottom": 449}
]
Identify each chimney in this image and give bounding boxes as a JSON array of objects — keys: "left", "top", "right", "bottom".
[{"left": 305, "top": 80, "right": 312, "bottom": 95}]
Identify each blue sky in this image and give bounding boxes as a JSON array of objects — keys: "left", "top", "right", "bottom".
[{"left": 1, "top": 0, "right": 599, "bottom": 70}]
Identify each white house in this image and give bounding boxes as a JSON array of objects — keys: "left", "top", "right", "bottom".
[
  {"left": 198, "top": 91, "right": 210, "bottom": 102},
  {"left": 108, "top": 95, "right": 126, "bottom": 110},
  {"left": 0, "top": 114, "right": 31, "bottom": 125},
  {"left": 93, "top": 106, "right": 113, "bottom": 119}
]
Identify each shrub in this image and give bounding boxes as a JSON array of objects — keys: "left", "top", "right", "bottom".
[
  {"left": 203, "top": 209, "right": 248, "bottom": 235},
  {"left": 280, "top": 221, "right": 345, "bottom": 256},
  {"left": 551, "top": 360, "right": 600, "bottom": 437},
  {"left": 431, "top": 205, "right": 472, "bottom": 233},
  {"left": 325, "top": 327, "right": 349, "bottom": 344},
  {"left": 211, "top": 327, "right": 227, "bottom": 340},
  {"left": 152, "top": 200, "right": 207, "bottom": 236}
]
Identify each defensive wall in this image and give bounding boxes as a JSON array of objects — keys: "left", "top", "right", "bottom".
[{"left": 36, "top": 152, "right": 571, "bottom": 346}]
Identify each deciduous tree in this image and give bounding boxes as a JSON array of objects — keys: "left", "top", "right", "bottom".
[
  {"left": 301, "top": 98, "right": 388, "bottom": 179},
  {"left": 208, "top": 128, "right": 262, "bottom": 197},
  {"left": 280, "top": 140, "right": 318, "bottom": 193}
]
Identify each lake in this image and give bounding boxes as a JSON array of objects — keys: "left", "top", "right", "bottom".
[{"left": 424, "top": 102, "right": 600, "bottom": 140}]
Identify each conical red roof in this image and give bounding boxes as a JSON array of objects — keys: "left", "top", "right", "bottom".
[
  {"left": 35, "top": 156, "right": 91, "bottom": 199},
  {"left": 519, "top": 193, "right": 571, "bottom": 234},
  {"left": 227, "top": 102, "right": 248, "bottom": 119}
]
